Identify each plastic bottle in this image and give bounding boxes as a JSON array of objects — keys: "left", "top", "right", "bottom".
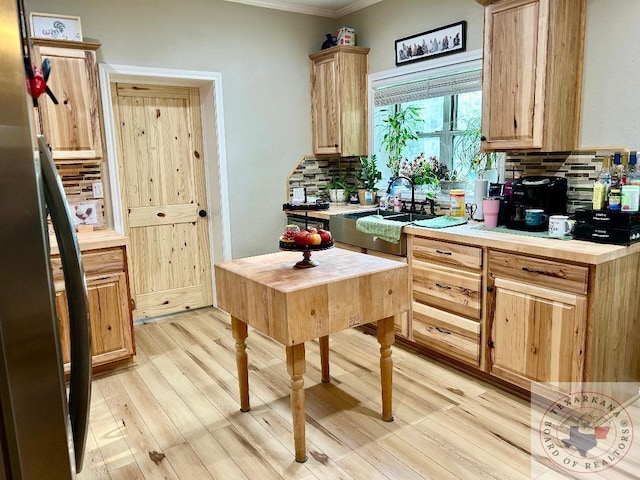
[
  {"left": 608, "top": 188, "right": 621, "bottom": 210},
  {"left": 593, "top": 155, "right": 612, "bottom": 209}
]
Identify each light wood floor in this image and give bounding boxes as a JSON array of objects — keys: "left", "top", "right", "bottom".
[{"left": 78, "top": 307, "right": 639, "bottom": 479}]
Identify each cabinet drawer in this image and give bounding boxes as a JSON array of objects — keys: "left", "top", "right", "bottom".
[
  {"left": 51, "top": 248, "right": 125, "bottom": 283},
  {"left": 412, "top": 261, "right": 482, "bottom": 319},
  {"left": 412, "top": 303, "right": 480, "bottom": 366},
  {"left": 411, "top": 236, "right": 482, "bottom": 270},
  {"left": 489, "top": 251, "right": 588, "bottom": 295}
]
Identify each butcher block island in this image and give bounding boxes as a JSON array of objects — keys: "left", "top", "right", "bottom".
[{"left": 215, "top": 248, "right": 409, "bottom": 462}]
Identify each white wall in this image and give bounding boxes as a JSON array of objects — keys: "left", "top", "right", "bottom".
[
  {"left": 580, "top": 0, "right": 640, "bottom": 150},
  {"left": 25, "top": 0, "right": 335, "bottom": 259}
]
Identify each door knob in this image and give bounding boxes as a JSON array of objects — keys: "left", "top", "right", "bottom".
[{"left": 199, "top": 209, "right": 207, "bottom": 218}]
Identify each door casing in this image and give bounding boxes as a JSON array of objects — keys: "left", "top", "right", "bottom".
[{"left": 98, "top": 64, "right": 231, "bottom": 310}]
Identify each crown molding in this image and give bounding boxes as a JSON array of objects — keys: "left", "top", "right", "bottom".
[{"left": 222, "top": 0, "right": 382, "bottom": 18}]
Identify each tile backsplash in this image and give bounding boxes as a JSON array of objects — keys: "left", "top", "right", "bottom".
[
  {"left": 287, "top": 149, "right": 630, "bottom": 214},
  {"left": 287, "top": 156, "right": 360, "bottom": 200},
  {"left": 505, "top": 149, "right": 628, "bottom": 213}
]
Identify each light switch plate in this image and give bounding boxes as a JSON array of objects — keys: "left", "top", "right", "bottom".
[{"left": 92, "top": 182, "right": 104, "bottom": 199}]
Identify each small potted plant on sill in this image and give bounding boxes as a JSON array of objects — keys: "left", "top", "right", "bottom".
[{"left": 357, "top": 154, "right": 382, "bottom": 205}]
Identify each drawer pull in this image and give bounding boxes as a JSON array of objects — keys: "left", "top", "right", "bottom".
[
  {"left": 522, "top": 267, "right": 546, "bottom": 275},
  {"left": 435, "top": 282, "right": 451, "bottom": 290},
  {"left": 435, "top": 249, "right": 452, "bottom": 256},
  {"left": 435, "top": 326, "right": 452, "bottom": 335}
]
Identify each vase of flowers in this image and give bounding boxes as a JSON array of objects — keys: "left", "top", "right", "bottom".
[{"left": 399, "top": 153, "right": 438, "bottom": 191}]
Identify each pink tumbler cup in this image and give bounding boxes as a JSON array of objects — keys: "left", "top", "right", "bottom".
[{"left": 482, "top": 198, "right": 501, "bottom": 228}]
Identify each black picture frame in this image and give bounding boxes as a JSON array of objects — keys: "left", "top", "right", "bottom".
[{"left": 395, "top": 21, "right": 466, "bottom": 67}]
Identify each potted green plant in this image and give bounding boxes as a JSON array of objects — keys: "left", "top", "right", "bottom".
[
  {"left": 325, "top": 175, "right": 348, "bottom": 203},
  {"left": 453, "top": 115, "right": 499, "bottom": 181},
  {"left": 357, "top": 154, "right": 382, "bottom": 205},
  {"left": 380, "top": 105, "right": 424, "bottom": 177}
]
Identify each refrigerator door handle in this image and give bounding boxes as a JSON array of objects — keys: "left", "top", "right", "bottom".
[{"left": 39, "top": 136, "right": 92, "bottom": 472}]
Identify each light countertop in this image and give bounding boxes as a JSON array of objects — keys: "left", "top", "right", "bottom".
[
  {"left": 404, "top": 222, "right": 640, "bottom": 265},
  {"left": 49, "top": 229, "right": 128, "bottom": 255}
]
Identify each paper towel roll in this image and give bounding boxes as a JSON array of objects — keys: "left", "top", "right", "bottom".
[{"left": 473, "top": 180, "right": 489, "bottom": 220}]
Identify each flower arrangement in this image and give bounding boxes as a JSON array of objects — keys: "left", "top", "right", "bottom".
[
  {"left": 429, "top": 157, "right": 460, "bottom": 181},
  {"left": 399, "top": 153, "right": 438, "bottom": 187}
]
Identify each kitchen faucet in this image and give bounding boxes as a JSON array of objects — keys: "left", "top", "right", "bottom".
[{"left": 386, "top": 176, "right": 436, "bottom": 215}]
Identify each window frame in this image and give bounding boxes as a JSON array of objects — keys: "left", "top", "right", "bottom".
[{"left": 368, "top": 49, "right": 496, "bottom": 183}]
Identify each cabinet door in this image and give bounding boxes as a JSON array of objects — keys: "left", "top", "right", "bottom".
[
  {"left": 489, "top": 277, "right": 586, "bottom": 392},
  {"left": 310, "top": 54, "right": 340, "bottom": 155},
  {"left": 481, "top": 0, "right": 547, "bottom": 150},
  {"left": 33, "top": 44, "right": 102, "bottom": 159},
  {"left": 55, "top": 272, "right": 134, "bottom": 372}
]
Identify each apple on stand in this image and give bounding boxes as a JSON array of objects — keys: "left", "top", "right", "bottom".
[{"left": 318, "top": 229, "right": 332, "bottom": 244}]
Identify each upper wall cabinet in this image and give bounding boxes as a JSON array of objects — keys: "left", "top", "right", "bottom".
[
  {"left": 478, "top": 0, "right": 586, "bottom": 152},
  {"left": 32, "top": 39, "right": 103, "bottom": 160},
  {"left": 309, "top": 46, "right": 369, "bottom": 157}
]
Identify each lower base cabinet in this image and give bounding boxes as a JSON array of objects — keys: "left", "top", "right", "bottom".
[
  {"left": 52, "top": 245, "right": 135, "bottom": 373},
  {"left": 489, "top": 277, "right": 586, "bottom": 393}
]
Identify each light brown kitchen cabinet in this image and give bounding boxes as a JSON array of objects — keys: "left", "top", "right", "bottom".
[
  {"left": 489, "top": 277, "right": 586, "bottom": 392},
  {"left": 409, "top": 236, "right": 483, "bottom": 367},
  {"left": 479, "top": 0, "right": 586, "bottom": 151},
  {"left": 31, "top": 39, "right": 103, "bottom": 160},
  {"left": 309, "top": 46, "right": 369, "bottom": 157},
  {"left": 52, "top": 245, "right": 135, "bottom": 373}
]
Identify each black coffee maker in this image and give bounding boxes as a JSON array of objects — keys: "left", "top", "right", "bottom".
[{"left": 504, "top": 176, "right": 568, "bottom": 230}]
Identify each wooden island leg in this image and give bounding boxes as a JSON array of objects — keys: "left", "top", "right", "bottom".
[
  {"left": 286, "top": 343, "right": 307, "bottom": 463},
  {"left": 231, "top": 316, "right": 250, "bottom": 412},
  {"left": 376, "top": 316, "right": 395, "bottom": 422},
  {"left": 319, "top": 335, "right": 330, "bottom": 383}
]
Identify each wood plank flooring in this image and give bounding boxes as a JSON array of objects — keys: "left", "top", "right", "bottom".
[{"left": 78, "top": 307, "right": 639, "bottom": 479}]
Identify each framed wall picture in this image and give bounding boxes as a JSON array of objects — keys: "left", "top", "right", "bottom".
[
  {"left": 30, "top": 12, "right": 83, "bottom": 41},
  {"left": 395, "top": 21, "right": 466, "bottom": 66}
]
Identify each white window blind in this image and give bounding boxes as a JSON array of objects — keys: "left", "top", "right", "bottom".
[{"left": 373, "top": 68, "right": 482, "bottom": 107}]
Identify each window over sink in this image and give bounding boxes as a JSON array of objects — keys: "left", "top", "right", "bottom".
[{"left": 369, "top": 50, "right": 503, "bottom": 187}]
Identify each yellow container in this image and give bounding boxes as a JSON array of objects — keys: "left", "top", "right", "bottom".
[{"left": 450, "top": 189, "right": 465, "bottom": 217}]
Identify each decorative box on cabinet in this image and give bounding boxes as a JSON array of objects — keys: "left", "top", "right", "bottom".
[
  {"left": 409, "top": 236, "right": 483, "bottom": 366},
  {"left": 51, "top": 244, "right": 135, "bottom": 373},
  {"left": 478, "top": 0, "right": 586, "bottom": 151},
  {"left": 309, "top": 46, "right": 369, "bottom": 157},
  {"left": 31, "top": 39, "right": 103, "bottom": 160}
]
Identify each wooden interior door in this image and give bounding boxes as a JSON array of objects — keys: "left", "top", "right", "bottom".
[
  {"left": 112, "top": 84, "right": 212, "bottom": 319},
  {"left": 490, "top": 277, "right": 586, "bottom": 392}
]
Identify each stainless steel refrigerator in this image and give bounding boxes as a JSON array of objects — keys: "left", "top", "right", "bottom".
[{"left": 0, "top": 0, "right": 92, "bottom": 478}]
